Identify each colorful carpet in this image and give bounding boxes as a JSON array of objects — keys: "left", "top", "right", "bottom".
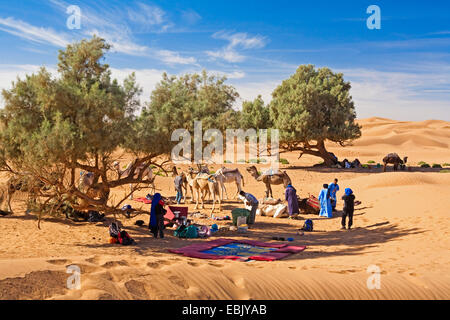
[{"left": 169, "top": 238, "right": 306, "bottom": 261}]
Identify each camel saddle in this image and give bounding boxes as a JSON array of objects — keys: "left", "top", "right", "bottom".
[{"left": 196, "top": 173, "right": 214, "bottom": 181}]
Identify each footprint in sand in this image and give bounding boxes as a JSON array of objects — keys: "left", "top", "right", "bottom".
[
  {"left": 125, "top": 280, "right": 149, "bottom": 299},
  {"left": 288, "top": 266, "right": 297, "bottom": 270},
  {"left": 187, "top": 261, "right": 199, "bottom": 267},
  {"left": 232, "top": 277, "right": 246, "bottom": 289},
  {"left": 147, "top": 259, "right": 173, "bottom": 269},
  {"left": 168, "top": 275, "right": 189, "bottom": 289},
  {"left": 208, "top": 262, "right": 223, "bottom": 268},
  {"left": 101, "top": 260, "right": 129, "bottom": 269},
  {"left": 73, "top": 264, "right": 101, "bottom": 273},
  {"left": 47, "top": 259, "right": 71, "bottom": 265},
  {"left": 85, "top": 256, "right": 101, "bottom": 264}
]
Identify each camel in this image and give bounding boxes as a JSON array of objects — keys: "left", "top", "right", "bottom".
[
  {"left": 383, "top": 153, "right": 408, "bottom": 172},
  {"left": 214, "top": 167, "right": 245, "bottom": 200},
  {"left": 184, "top": 168, "right": 221, "bottom": 214},
  {"left": 4, "top": 174, "right": 48, "bottom": 213},
  {"left": 113, "top": 161, "right": 155, "bottom": 199},
  {"left": 246, "top": 166, "right": 292, "bottom": 198}
]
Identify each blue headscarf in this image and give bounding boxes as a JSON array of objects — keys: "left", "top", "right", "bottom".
[
  {"left": 345, "top": 188, "right": 353, "bottom": 196},
  {"left": 149, "top": 193, "right": 161, "bottom": 227}
]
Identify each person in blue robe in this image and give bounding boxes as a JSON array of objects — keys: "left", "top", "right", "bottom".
[
  {"left": 328, "top": 179, "right": 340, "bottom": 211},
  {"left": 319, "top": 184, "right": 332, "bottom": 218}
]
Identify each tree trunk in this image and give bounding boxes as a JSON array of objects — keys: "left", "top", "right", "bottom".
[{"left": 316, "top": 140, "right": 336, "bottom": 166}]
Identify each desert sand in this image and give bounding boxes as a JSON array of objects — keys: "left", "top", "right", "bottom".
[{"left": 0, "top": 117, "right": 449, "bottom": 300}]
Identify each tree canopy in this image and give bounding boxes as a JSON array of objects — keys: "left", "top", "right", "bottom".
[
  {"left": 0, "top": 37, "right": 169, "bottom": 218},
  {"left": 239, "top": 95, "right": 271, "bottom": 130},
  {"left": 270, "top": 64, "right": 361, "bottom": 165}
]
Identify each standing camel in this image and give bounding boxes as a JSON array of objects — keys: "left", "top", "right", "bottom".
[
  {"left": 246, "top": 166, "right": 292, "bottom": 198},
  {"left": 214, "top": 167, "right": 245, "bottom": 200},
  {"left": 113, "top": 161, "right": 155, "bottom": 199},
  {"left": 382, "top": 153, "right": 408, "bottom": 172},
  {"left": 184, "top": 169, "right": 221, "bottom": 214},
  {"left": 4, "top": 174, "right": 48, "bottom": 214}
]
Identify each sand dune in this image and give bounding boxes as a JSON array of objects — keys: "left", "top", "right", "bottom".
[{"left": 0, "top": 117, "right": 449, "bottom": 300}]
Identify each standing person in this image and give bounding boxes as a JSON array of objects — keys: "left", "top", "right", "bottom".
[
  {"left": 285, "top": 184, "right": 300, "bottom": 218},
  {"left": 341, "top": 188, "right": 355, "bottom": 230},
  {"left": 318, "top": 184, "right": 332, "bottom": 218},
  {"left": 328, "top": 178, "right": 340, "bottom": 211},
  {"left": 174, "top": 173, "right": 184, "bottom": 204},
  {"left": 239, "top": 191, "right": 259, "bottom": 225},
  {"left": 149, "top": 193, "right": 167, "bottom": 238}
]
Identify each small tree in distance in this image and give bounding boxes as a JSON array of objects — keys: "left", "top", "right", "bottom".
[{"left": 270, "top": 65, "right": 361, "bottom": 166}]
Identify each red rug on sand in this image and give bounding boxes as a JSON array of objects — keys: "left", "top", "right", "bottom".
[
  {"left": 134, "top": 197, "right": 152, "bottom": 204},
  {"left": 169, "top": 238, "right": 306, "bottom": 261},
  {"left": 134, "top": 199, "right": 188, "bottom": 226}
]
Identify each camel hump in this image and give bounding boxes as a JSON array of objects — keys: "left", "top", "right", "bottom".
[{"left": 383, "top": 153, "right": 401, "bottom": 162}]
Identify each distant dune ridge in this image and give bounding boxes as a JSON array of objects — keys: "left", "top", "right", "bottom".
[{"left": 0, "top": 117, "right": 449, "bottom": 300}]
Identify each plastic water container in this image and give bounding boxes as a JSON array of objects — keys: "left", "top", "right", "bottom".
[{"left": 237, "top": 216, "right": 247, "bottom": 227}]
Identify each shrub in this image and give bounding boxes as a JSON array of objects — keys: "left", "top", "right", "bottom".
[
  {"left": 367, "top": 160, "right": 376, "bottom": 164},
  {"left": 442, "top": 163, "right": 450, "bottom": 167},
  {"left": 432, "top": 164, "right": 442, "bottom": 168},
  {"left": 420, "top": 163, "right": 430, "bottom": 168},
  {"left": 418, "top": 161, "right": 427, "bottom": 166},
  {"left": 280, "top": 158, "right": 290, "bottom": 165},
  {"left": 361, "top": 164, "right": 369, "bottom": 168}
]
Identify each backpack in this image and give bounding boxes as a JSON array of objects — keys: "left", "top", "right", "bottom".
[
  {"left": 117, "top": 230, "right": 134, "bottom": 245},
  {"left": 109, "top": 222, "right": 121, "bottom": 238},
  {"left": 174, "top": 225, "right": 198, "bottom": 239},
  {"left": 302, "top": 219, "right": 314, "bottom": 232}
]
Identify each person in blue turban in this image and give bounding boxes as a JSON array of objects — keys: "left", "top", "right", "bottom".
[
  {"left": 149, "top": 193, "right": 166, "bottom": 238},
  {"left": 328, "top": 178, "right": 340, "bottom": 211},
  {"left": 341, "top": 188, "right": 355, "bottom": 230},
  {"left": 318, "top": 184, "right": 332, "bottom": 218}
]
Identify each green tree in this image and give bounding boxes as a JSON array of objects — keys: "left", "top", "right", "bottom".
[
  {"left": 239, "top": 95, "right": 271, "bottom": 130},
  {"left": 143, "top": 70, "right": 240, "bottom": 164},
  {"left": 270, "top": 65, "right": 361, "bottom": 166},
  {"left": 0, "top": 37, "right": 171, "bottom": 219}
]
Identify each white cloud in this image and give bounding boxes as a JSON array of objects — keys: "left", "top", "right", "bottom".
[
  {"left": 46, "top": 0, "right": 195, "bottom": 64},
  {"left": 340, "top": 68, "right": 450, "bottom": 121},
  {"left": 207, "top": 31, "right": 268, "bottom": 63},
  {"left": 127, "top": 2, "right": 174, "bottom": 32},
  {"left": 0, "top": 17, "right": 71, "bottom": 47},
  {"left": 156, "top": 50, "right": 197, "bottom": 65},
  {"left": 181, "top": 9, "right": 202, "bottom": 25}
]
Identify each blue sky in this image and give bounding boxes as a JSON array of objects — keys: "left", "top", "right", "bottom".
[{"left": 0, "top": 0, "right": 449, "bottom": 120}]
